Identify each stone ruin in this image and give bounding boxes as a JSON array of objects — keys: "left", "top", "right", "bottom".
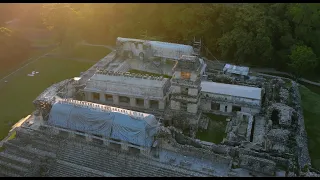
[{"left": 0, "top": 39, "right": 319, "bottom": 177}]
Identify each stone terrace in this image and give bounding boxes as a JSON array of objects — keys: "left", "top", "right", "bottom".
[{"left": 0, "top": 125, "right": 220, "bottom": 177}]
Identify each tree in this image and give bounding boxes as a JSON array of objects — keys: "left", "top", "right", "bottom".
[
  {"left": 217, "top": 4, "right": 274, "bottom": 66},
  {"left": 286, "top": 3, "right": 320, "bottom": 74},
  {"left": 41, "top": 3, "right": 82, "bottom": 53},
  {"left": 0, "top": 26, "right": 31, "bottom": 72},
  {"left": 288, "top": 45, "right": 317, "bottom": 79}
]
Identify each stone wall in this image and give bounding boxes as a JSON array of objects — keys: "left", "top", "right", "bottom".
[
  {"left": 291, "top": 82, "right": 311, "bottom": 170},
  {"left": 239, "top": 155, "right": 276, "bottom": 175}
]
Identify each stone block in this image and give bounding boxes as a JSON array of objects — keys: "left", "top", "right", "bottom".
[
  {"left": 121, "top": 142, "right": 129, "bottom": 151},
  {"left": 69, "top": 132, "right": 76, "bottom": 138},
  {"left": 85, "top": 135, "right": 93, "bottom": 142},
  {"left": 140, "top": 148, "right": 151, "bottom": 156},
  {"left": 113, "top": 95, "right": 119, "bottom": 105},
  {"left": 130, "top": 97, "right": 136, "bottom": 107}
]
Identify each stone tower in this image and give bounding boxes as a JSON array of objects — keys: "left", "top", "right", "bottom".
[{"left": 169, "top": 55, "right": 204, "bottom": 136}]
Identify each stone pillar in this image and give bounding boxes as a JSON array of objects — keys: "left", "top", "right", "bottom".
[
  {"left": 121, "top": 142, "right": 129, "bottom": 151},
  {"left": 144, "top": 99, "right": 150, "bottom": 109},
  {"left": 87, "top": 92, "right": 93, "bottom": 101},
  {"left": 130, "top": 97, "right": 136, "bottom": 107},
  {"left": 219, "top": 104, "right": 226, "bottom": 112},
  {"left": 159, "top": 101, "right": 165, "bottom": 110},
  {"left": 100, "top": 92, "right": 106, "bottom": 103},
  {"left": 113, "top": 95, "right": 119, "bottom": 105},
  {"left": 203, "top": 102, "right": 211, "bottom": 111},
  {"left": 227, "top": 105, "right": 233, "bottom": 113}
]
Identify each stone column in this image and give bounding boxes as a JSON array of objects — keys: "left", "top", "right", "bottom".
[
  {"left": 227, "top": 104, "right": 232, "bottom": 113},
  {"left": 144, "top": 99, "right": 150, "bottom": 109},
  {"left": 130, "top": 97, "right": 136, "bottom": 107},
  {"left": 113, "top": 95, "right": 119, "bottom": 105},
  {"left": 159, "top": 100, "right": 165, "bottom": 110},
  {"left": 219, "top": 104, "right": 225, "bottom": 112},
  {"left": 86, "top": 92, "right": 93, "bottom": 101},
  {"left": 100, "top": 92, "right": 106, "bottom": 103}
]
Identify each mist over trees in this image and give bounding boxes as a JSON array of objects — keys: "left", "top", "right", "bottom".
[{"left": 1, "top": 3, "right": 320, "bottom": 78}]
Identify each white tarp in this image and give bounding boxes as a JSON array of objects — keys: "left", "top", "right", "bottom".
[
  {"left": 223, "top": 64, "right": 249, "bottom": 76},
  {"left": 149, "top": 41, "right": 194, "bottom": 60},
  {"left": 116, "top": 37, "right": 194, "bottom": 60},
  {"left": 48, "top": 102, "right": 158, "bottom": 147}
]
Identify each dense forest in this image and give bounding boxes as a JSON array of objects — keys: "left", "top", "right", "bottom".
[{"left": 1, "top": 3, "right": 320, "bottom": 79}]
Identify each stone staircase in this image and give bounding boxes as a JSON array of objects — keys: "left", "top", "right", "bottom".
[
  {"left": 0, "top": 126, "right": 215, "bottom": 177},
  {"left": 0, "top": 150, "right": 31, "bottom": 177}
]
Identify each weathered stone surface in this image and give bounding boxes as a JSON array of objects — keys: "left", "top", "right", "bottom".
[
  {"left": 239, "top": 155, "right": 276, "bottom": 176},
  {"left": 267, "top": 129, "right": 290, "bottom": 143}
]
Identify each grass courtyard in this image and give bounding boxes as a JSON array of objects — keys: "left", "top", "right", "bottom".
[
  {"left": 67, "top": 45, "right": 112, "bottom": 61},
  {"left": 196, "top": 113, "right": 228, "bottom": 144},
  {"left": 299, "top": 85, "right": 320, "bottom": 170},
  {"left": 0, "top": 45, "right": 111, "bottom": 140}
]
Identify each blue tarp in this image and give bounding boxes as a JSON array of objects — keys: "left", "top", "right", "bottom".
[{"left": 48, "top": 102, "right": 158, "bottom": 147}]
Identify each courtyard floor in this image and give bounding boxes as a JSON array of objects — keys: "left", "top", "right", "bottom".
[{"left": 196, "top": 113, "right": 228, "bottom": 144}]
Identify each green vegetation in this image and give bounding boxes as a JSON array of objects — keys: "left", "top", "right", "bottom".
[
  {"left": 3, "top": 4, "right": 320, "bottom": 78},
  {"left": 128, "top": 69, "right": 172, "bottom": 79},
  {"left": 1, "top": 3, "right": 320, "bottom": 170},
  {"left": 0, "top": 57, "right": 95, "bottom": 140},
  {"left": 196, "top": 113, "right": 228, "bottom": 144},
  {"left": 68, "top": 45, "right": 111, "bottom": 61},
  {"left": 165, "top": 59, "right": 177, "bottom": 65},
  {"left": 0, "top": 146, "right": 5, "bottom": 152},
  {"left": 288, "top": 45, "right": 318, "bottom": 79},
  {"left": 300, "top": 85, "right": 320, "bottom": 170},
  {"left": 0, "top": 28, "right": 33, "bottom": 76},
  {"left": 285, "top": 80, "right": 292, "bottom": 89},
  {"left": 31, "top": 38, "right": 56, "bottom": 46},
  {"left": 0, "top": 47, "right": 59, "bottom": 79},
  {"left": 8, "top": 131, "right": 16, "bottom": 140}
]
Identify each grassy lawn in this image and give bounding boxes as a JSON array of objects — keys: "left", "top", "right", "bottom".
[
  {"left": 0, "top": 57, "right": 95, "bottom": 140},
  {"left": 0, "top": 48, "right": 56, "bottom": 79},
  {"left": 196, "top": 113, "right": 228, "bottom": 144},
  {"left": 128, "top": 69, "right": 172, "bottom": 79},
  {"left": 0, "top": 35, "right": 59, "bottom": 79},
  {"left": 31, "top": 38, "right": 56, "bottom": 46},
  {"left": 67, "top": 45, "right": 111, "bottom": 61},
  {"left": 299, "top": 85, "right": 320, "bottom": 170}
]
